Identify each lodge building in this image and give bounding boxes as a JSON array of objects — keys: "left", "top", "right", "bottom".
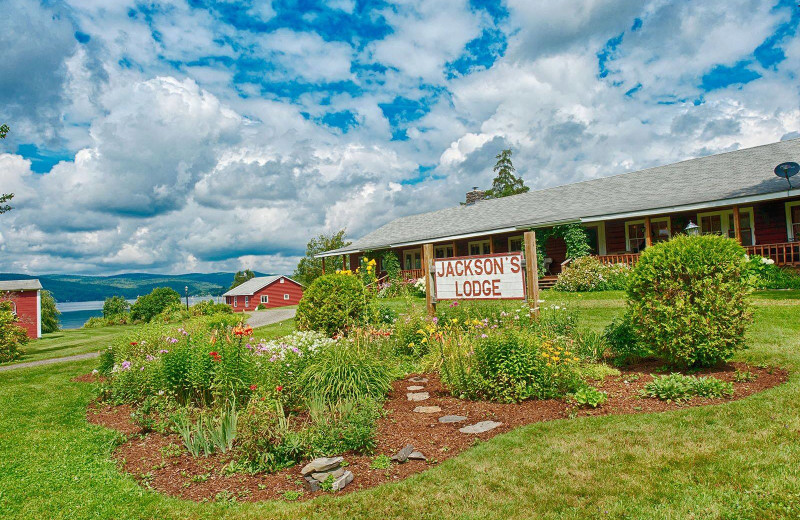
[{"left": 317, "top": 138, "right": 800, "bottom": 285}]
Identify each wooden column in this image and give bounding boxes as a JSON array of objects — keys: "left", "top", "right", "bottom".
[
  {"left": 644, "top": 216, "right": 652, "bottom": 248},
  {"left": 732, "top": 205, "right": 742, "bottom": 244},
  {"left": 489, "top": 237, "right": 495, "bottom": 254},
  {"left": 524, "top": 231, "right": 540, "bottom": 318},
  {"left": 342, "top": 254, "right": 347, "bottom": 271},
  {"left": 422, "top": 243, "right": 436, "bottom": 317},
  {"left": 321, "top": 257, "right": 326, "bottom": 275}
]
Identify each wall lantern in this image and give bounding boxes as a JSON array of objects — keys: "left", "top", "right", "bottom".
[{"left": 684, "top": 220, "right": 700, "bottom": 236}]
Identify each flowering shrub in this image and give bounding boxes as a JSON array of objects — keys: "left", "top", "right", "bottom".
[
  {"left": 627, "top": 234, "right": 751, "bottom": 368},
  {"left": 744, "top": 255, "right": 800, "bottom": 289},
  {"left": 296, "top": 273, "right": 370, "bottom": 336},
  {"left": 553, "top": 256, "right": 630, "bottom": 292}
]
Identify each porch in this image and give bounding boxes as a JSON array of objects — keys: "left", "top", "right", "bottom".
[{"left": 596, "top": 241, "right": 800, "bottom": 268}]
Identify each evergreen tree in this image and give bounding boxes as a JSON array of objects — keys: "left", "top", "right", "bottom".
[
  {"left": 486, "top": 149, "right": 529, "bottom": 198},
  {"left": 0, "top": 124, "right": 12, "bottom": 214},
  {"left": 294, "top": 229, "right": 351, "bottom": 285},
  {"left": 230, "top": 269, "right": 256, "bottom": 290}
]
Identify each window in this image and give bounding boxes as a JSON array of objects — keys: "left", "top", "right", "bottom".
[
  {"left": 7, "top": 301, "right": 16, "bottom": 317},
  {"left": 787, "top": 201, "right": 800, "bottom": 241},
  {"left": 625, "top": 218, "right": 670, "bottom": 252},
  {"left": 582, "top": 223, "right": 607, "bottom": 255},
  {"left": 698, "top": 208, "right": 755, "bottom": 246},
  {"left": 468, "top": 239, "right": 491, "bottom": 256},
  {"left": 284, "top": 294, "right": 290, "bottom": 300},
  {"left": 261, "top": 295, "right": 269, "bottom": 304},
  {"left": 244, "top": 296, "right": 249, "bottom": 307},
  {"left": 233, "top": 296, "right": 238, "bottom": 307},
  {"left": 280, "top": 278, "right": 284, "bottom": 283},
  {"left": 403, "top": 249, "right": 422, "bottom": 270},
  {"left": 508, "top": 236, "right": 523, "bottom": 252},
  {"left": 434, "top": 245, "right": 454, "bottom": 258}
]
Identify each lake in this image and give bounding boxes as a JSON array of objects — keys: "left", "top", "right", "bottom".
[{"left": 57, "top": 297, "right": 224, "bottom": 329}]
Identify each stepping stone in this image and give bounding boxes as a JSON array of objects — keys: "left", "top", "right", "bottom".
[
  {"left": 459, "top": 421, "right": 502, "bottom": 434},
  {"left": 413, "top": 405, "right": 442, "bottom": 414},
  {"left": 407, "top": 392, "right": 430, "bottom": 401},
  {"left": 311, "top": 467, "right": 345, "bottom": 482},
  {"left": 409, "top": 376, "right": 428, "bottom": 383},
  {"left": 408, "top": 451, "right": 426, "bottom": 461},
  {"left": 407, "top": 385, "right": 425, "bottom": 391},
  {"left": 332, "top": 470, "right": 354, "bottom": 491},
  {"left": 301, "top": 456, "right": 344, "bottom": 476},
  {"left": 391, "top": 444, "right": 415, "bottom": 463},
  {"left": 438, "top": 415, "right": 468, "bottom": 423}
]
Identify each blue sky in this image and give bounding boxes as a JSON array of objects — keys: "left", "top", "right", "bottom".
[{"left": 0, "top": 0, "right": 799, "bottom": 275}]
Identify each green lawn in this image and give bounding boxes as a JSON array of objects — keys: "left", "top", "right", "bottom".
[
  {"left": 12, "top": 325, "right": 137, "bottom": 364},
  {"left": 2, "top": 292, "right": 800, "bottom": 519}
]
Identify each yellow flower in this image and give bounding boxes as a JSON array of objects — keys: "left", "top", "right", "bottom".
[
  {"left": 416, "top": 329, "right": 425, "bottom": 334},
  {"left": 546, "top": 362, "right": 552, "bottom": 367},
  {"left": 421, "top": 337, "right": 427, "bottom": 343},
  {"left": 573, "top": 357, "right": 580, "bottom": 362}
]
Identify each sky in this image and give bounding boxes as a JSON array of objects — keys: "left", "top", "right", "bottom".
[{"left": 1, "top": 0, "right": 799, "bottom": 275}]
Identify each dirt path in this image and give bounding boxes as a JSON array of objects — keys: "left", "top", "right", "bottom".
[{"left": 0, "top": 352, "right": 100, "bottom": 372}]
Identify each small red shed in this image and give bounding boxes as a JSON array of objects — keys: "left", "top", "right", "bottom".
[
  {"left": 222, "top": 275, "right": 304, "bottom": 312},
  {"left": 0, "top": 279, "right": 42, "bottom": 339}
]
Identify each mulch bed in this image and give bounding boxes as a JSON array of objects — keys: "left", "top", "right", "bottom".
[{"left": 82, "top": 361, "right": 786, "bottom": 503}]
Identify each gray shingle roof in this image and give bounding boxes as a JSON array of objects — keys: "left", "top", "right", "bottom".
[
  {"left": 0, "top": 279, "right": 42, "bottom": 291},
  {"left": 222, "top": 276, "right": 302, "bottom": 296},
  {"left": 321, "top": 138, "right": 800, "bottom": 256}
]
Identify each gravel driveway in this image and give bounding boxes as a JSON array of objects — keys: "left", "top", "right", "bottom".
[{"left": 246, "top": 307, "right": 296, "bottom": 328}]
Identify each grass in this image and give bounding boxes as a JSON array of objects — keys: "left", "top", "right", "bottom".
[
  {"left": 1, "top": 292, "right": 800, "bottom": 518},
  {"left": 12, "top": 325, "right": 137, "bottom": 364}
]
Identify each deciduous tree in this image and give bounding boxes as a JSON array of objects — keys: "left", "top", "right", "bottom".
[{"left": 294, "top": 229, "right": 351, "bottom": 285}]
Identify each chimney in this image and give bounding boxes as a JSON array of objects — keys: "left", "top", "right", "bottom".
[{"left": 465, "top": 186, "right": 486, "bottom": 205}]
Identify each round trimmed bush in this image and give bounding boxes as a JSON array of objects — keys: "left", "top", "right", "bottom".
[
  {"left": 296, "top": 274, "right": 369, "bottom": 335},
  {"left": 626, "top": 234, "right": 751, "bottom": 368}
]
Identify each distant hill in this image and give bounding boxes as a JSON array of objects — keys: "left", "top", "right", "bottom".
[{"left": 0, "top": 272, "right": 272, "bottom": 302}]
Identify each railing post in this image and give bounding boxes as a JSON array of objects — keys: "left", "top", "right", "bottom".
[
  {"left": 422, "top": 243, "right": 436, "bottom": 317},
  {"left": 733, "top": 206, "right": 742, "bottom": 244},
  {"left": 524, "top": 231, "right": 540, "bottom": 318}
]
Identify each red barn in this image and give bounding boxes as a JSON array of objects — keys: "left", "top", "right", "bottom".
[
  {"left": 222, "top": 275, "right": 304, "bottom": 312},
  {"left": 0, "top": 279, "right": 42, "bottom": 339}
]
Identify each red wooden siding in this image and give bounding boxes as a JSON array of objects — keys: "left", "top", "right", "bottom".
[
  {"left": 1, "top": 290, "right": 39, "bottom": 339},
  {"left": 225, "top": 277, "right": 304, "bottom": 312}
]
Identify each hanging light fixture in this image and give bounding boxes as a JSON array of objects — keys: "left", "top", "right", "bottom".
[{"left": 684, "top": 220, "right": 700, "bottom": 236}]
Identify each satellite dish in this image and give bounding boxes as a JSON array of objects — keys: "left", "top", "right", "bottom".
[{"left": 774, "top": 162, "right": 800, "bottom": 179}]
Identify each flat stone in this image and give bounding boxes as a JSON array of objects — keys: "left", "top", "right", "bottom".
[
  {"left": 300, "top": 456, "right": 344, "bottom": 476},
  {"left": 408, "top": 451, "right": 426, "bottom": 461},
  {"left": 407, "top": 385, "right": 425, "bottom": 391},
  {"left": 304, "top": 476, "right": 321, "bottom": 492},
  {"left": 390, "top": 444, "right": 415, "bottom": 463},
  {"left": 459, "top": 421, "right": 502, "bottom": 434},
  {"left": 311, "top": 467, "right": 345, "bottom": 482},
  {"left": 409, "top": 376, "right": 428, "bottom": 383},
  {"left": 413, "top": 405, "right": 442, "bottom": 414},
  {"left": 332, "top": 470, "right": 354, "bottom": 491},
  {"left": 438, "top": 415, "right": 468, "bottom": 423},
  {"left": 406, "top": 392, "right": 429, "bottom": 401}
]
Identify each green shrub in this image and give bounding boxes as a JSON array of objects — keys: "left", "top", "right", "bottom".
[
  {"left": 296, "top": 274, "right": 370, "bottom": 336},
  {"left": 641, "top": 373, "right": 734, "bottom": 402},
  {"left": 40, "top": 290, "right": 60, "bottom": 333},
  {"left": 103, "top": 296, "right": 130, "bottom": 318},
  {"left": 130, "top": 287, "right": 181, "bottom": 322},
  {"left": 603, "top": 317, "right": 650, "bottom": 365},
  {"left": 571, "top": 386, "right": 608, "bottom": 408},
  {"left": 0, "top": 301, "right": 28, "bottom": 363},
  {"left": 626, "top": 234, "right": 751, "bottom": 368},
  {"left": 744, "top": 255, "right": 800, "bottom": 289},
  {"left": 554, "top": 256, "right": 631, "bottom": 292},
  {"left": 236, "top": 399, "right": 305, "bottom": 472},
  {"left": 298, "top": 339, "right": 396, "bottom": 403},
  {"left": 368, "top": 302, "right": 398, "bottom": 327},
  {"left": 307, "top": 397, "right": 383, "bottom": 456},
  {"left": 256, "top": 303, "right": 267, "bottom": 310}
]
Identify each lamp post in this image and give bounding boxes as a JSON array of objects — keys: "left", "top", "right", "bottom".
[
  {"left": 184, "top": 286, "right": 189, "bottom": 311},
  {"left": 684, "top": 220, "right": 700, "bottom": 236}
]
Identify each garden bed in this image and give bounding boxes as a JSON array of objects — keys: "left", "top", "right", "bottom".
[{"left": 84, "top": 360, "right": 786, "bottom": 503}]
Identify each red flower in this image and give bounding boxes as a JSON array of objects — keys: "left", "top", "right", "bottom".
[
  {"left": 130, "top": 342, "right": 138, "bottom": 346},
  {"left": 275, "top": 385, "right": 283, "bottom": 392},
  {"left": 209, "top": 351, "right": 221, "bottom": 362},
  {"left": 250, "top": 384, "right": 257, "bottom": 391}
]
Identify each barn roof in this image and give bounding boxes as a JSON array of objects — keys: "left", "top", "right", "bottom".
[
  {"left": 318, "top": 137, "right": 800, "bottom": 256},
  {"left": 222, "top": 276, "right": 302, "bottom": 297},
  {"left": 0, "top": 279, "right": 43, "bottom": 291}
]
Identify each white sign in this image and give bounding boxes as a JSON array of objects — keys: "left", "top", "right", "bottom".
[{"left": 433, "top": 253, "right": 526, "bottom": 300}]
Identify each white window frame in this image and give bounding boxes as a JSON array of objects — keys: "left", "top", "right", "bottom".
[
  {"left": 403, "top": 248, "right": 422, "bottom": 270},
  {"left": 261, "top": 295, "right": 269, "bottom": 304},
  {"left": 786, "top": 201, "right": 800, "bottom": 241},
  {"left": 507, "top": 235, "right": 523, "bottom": 253},
  {"left": 468, "top": 239, "right": 491, "bottom": 256},
  {"left": 434, "top": 244, "right": 455, "bottom": 258},
  {"left": 624, "top": 217, "right": 670, "bottom": 252},
  {"left": 697, "top": 208, "right": 755, "bottom": 245},
  {"left": 581, "top": 223, "right": 607, "bottom": 255},
  {"left": 284, "top": 294, "right": 290, "bottom": 300},
  {"left": 280, "top": 277, "right": 285, "bottom": 283},
  {"left": 244, "top": 296, "right": 249, "bottom": 307},
  {"left": 233, "top": 296, "right": 238, "bottom": 307}
]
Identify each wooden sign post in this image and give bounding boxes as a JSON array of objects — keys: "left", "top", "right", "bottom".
[
  {"left": 524, "top": 231, "right": 540, "bottom": 318},
  {"left": 422, "top": 243, "right": 436, "bottom": 316}
]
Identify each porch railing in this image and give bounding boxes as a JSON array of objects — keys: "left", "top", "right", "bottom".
[
  {"left": 400, "top": 269, "right": 424, "bottom": 280},
  {"left": 596, "top": 253, "right": 640, "bottom": 267},
  {"left": 746, "top": 242, "right": 800, "bottom": 266}
]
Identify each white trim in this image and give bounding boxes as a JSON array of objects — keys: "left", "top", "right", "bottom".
[
  {"left": 697, "top": 207, "right": 755, "bottom": 245},
  {"left": 233, "top": 296, "right": 237, "bottom": 307},
  {"left": 261, "top": 295, "right": 269, "bottom": 304},
  {"left": 393, "top": 227, "right": 519, "bottom": 248},
  {"left": 244, "top": 296, "right": 249, "bottom": 307},
  {"left": 468, "top": 239, "right": 491, "bottom": 256},
  {"left": 582, "top": 222, "right": 607, "bottom": 255},
  {"left": 284, "top": 294, "right": 290, "bottom": 300},
  {"left": 786, "top": 200, "right": 800, "bottom": 241},
  {"left": 582, "top": 190, "right": 798, "bottom": 223},
  {"left": 624, "top": 217, "right": 670, "bottom": 252},
  {"left": 36, "top": 290, "right": 41, "bottom": 339},
  {"left": 507, "top": 235, "right": 524, "bottom": 252}
]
